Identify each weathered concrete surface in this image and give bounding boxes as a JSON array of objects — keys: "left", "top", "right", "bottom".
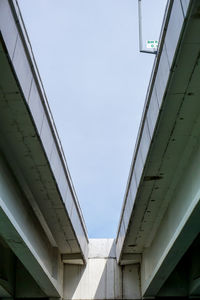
[
  {"left": 0, "top": 0, "right": 88, "bottom": 265},
  {"left": 116, "top": 0, "right": 200, "bottom": 298},
  {"left": 64, "top": 239, "right": 141, "bottom": 300},
  {"left": 116, "top": 0, "right": 191, "bottom": 262},
  {"left": 0, "top": 154, "right": 62, "bottom": 297},
  {"left": 0, "top": 0, "right": 88, "bottom": 297},
  {"left": 1, "top": 0, "right": 200, "bottom": 299}
]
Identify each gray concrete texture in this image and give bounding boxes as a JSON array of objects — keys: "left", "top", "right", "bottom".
[{"left": 1, "top": 0, "right": 200, "bottom": 299}]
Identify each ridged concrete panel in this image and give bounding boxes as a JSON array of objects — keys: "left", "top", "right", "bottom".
[
  {"left": 140, "top": 121, "right": 151, "bottom": 164},
  {"left": 82, "top": 238, "right": 88, "bottom": 261},
  {"left": 12, "top": 35, "right": 33, "bottom": 100},
  {"left": 129, "top": 171, "right": 137, "bottom": 208},
  {"left": 40, "top": 114, "right": 54, "bottom": 160},
  {"left": 65, "top": 189, "right": 74, "bottom": 218},
  {"left": 147, "top": 87, "right": 159, "bottom": 139},
  {"left": 0, "top": 0, "right": 18, "bottom": 59},
  {"left": 116, "top": 221, "right": 125, "bottom": 260},
  {"left": 81, "top": 229, "right": 88, "bottom": 257},
  {"left": 165, "top": 0, "right": 184, "bottom": 67},
  {"left": 123, "top": 195, "right": 131, "bottom": 232},
  {"left": 70, "top": 205, "right": 86, "bottom": 253},
  {"left": 58, "top": 167, "right": 68, "bottom": 204},
  {"left": 50, "top": 142, "right": 62, "bottom": 185},
  {"left": 155, "top": 44, "right": 170, "bottom": 107},
  {"left": 124, "top": 181, "right": 138, "bottom": 233},
  {"left": 70, "top": 203, "right": 80, "bottom": 230},
  {"left": 29, "top": 80, "right": 45, "bottom": 134},
  {"left": 126, "top": 188, "right": 134, "bottom": 219},
  {"left": 134, "top": 151, "right": 143, "bottom": 187}
]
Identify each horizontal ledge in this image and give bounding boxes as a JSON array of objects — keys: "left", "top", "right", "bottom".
[
  {"left": 120, "top": 254, "right": 141, "bottom": 265},
  {"left": 61, "top": 253, "right": 84, "bottom": 265}
]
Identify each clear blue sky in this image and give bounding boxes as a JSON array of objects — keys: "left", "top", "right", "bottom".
[{"left": 18, "top": 0, "right": 167, "bottom": 238}]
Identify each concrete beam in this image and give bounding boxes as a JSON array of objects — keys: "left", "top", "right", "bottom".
[
  {"left": 157, "top": 261, "right": 188, "bottom": 298},
  {"left": 142, "top": 201, "right": 200, "bottom": 297},
  {"left": 141, "top": 124, "right": 200, "bottom": 296},
  {"left": 188, "top": 236, "right": 200, "bottom": 296},
  {"left": 120, "top": 254, "right": 141, "bottom": 266},
  {"left": 61, "top": 254, "right": 84, "bottom": 265},
  {"left": 0, "top": 243, "right": 15, "bottom": 298},
  {"left": 0, "top": 0, "right": 88, "bottom": 262},
  {"left": 63, "top": 240, "right": 141, "bottom": 300},
  {"left": 15, "top": 259, "right": 47, "bottom": 298},
  {"left": 115, "top": 0, "right": 185, "bottom": 262},
  {"left": 0, "top": 154, "right": 62, "bottom": 297},
  {"left": 190, "top": 278, "right": 200, "bottom": 296}
]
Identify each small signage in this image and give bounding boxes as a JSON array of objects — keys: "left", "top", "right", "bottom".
[{"left": 146, "top": 40, "right": 158, "bottom": 49}]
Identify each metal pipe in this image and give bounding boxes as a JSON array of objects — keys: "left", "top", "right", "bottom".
[
  {"left": 138, "top": 0, "right": 143, "bottom": 51},
  {"left": 138, "top": 0, "right": 157, "bottom": 55}
]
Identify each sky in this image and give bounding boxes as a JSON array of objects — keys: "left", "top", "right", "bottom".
[{"left": 18, "top": 0, "right": 167, "bottom": 238}]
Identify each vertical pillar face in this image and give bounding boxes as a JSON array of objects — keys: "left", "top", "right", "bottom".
[{"left": 63, "top": 239, "right": 141, "bottom": 300}]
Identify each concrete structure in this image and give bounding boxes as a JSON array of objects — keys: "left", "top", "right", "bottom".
[
  {"left": 64, "top": 239, "right": 140, "bottom": 300},
  {"left": 0, "top": 0, "right": 200, "bottom": 299}
]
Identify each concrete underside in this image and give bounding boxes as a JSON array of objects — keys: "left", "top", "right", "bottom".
[{"left": 0, "top": 0, "right": 200, "bottom": 299}]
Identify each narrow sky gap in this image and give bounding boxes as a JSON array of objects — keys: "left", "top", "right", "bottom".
[{"left": 18, "top": 0, "right": 167, "bottom": 238}]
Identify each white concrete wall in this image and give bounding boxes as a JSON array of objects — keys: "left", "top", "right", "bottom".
[{"left": 64, "top": 239, "right": 141, "bottom": 300}]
